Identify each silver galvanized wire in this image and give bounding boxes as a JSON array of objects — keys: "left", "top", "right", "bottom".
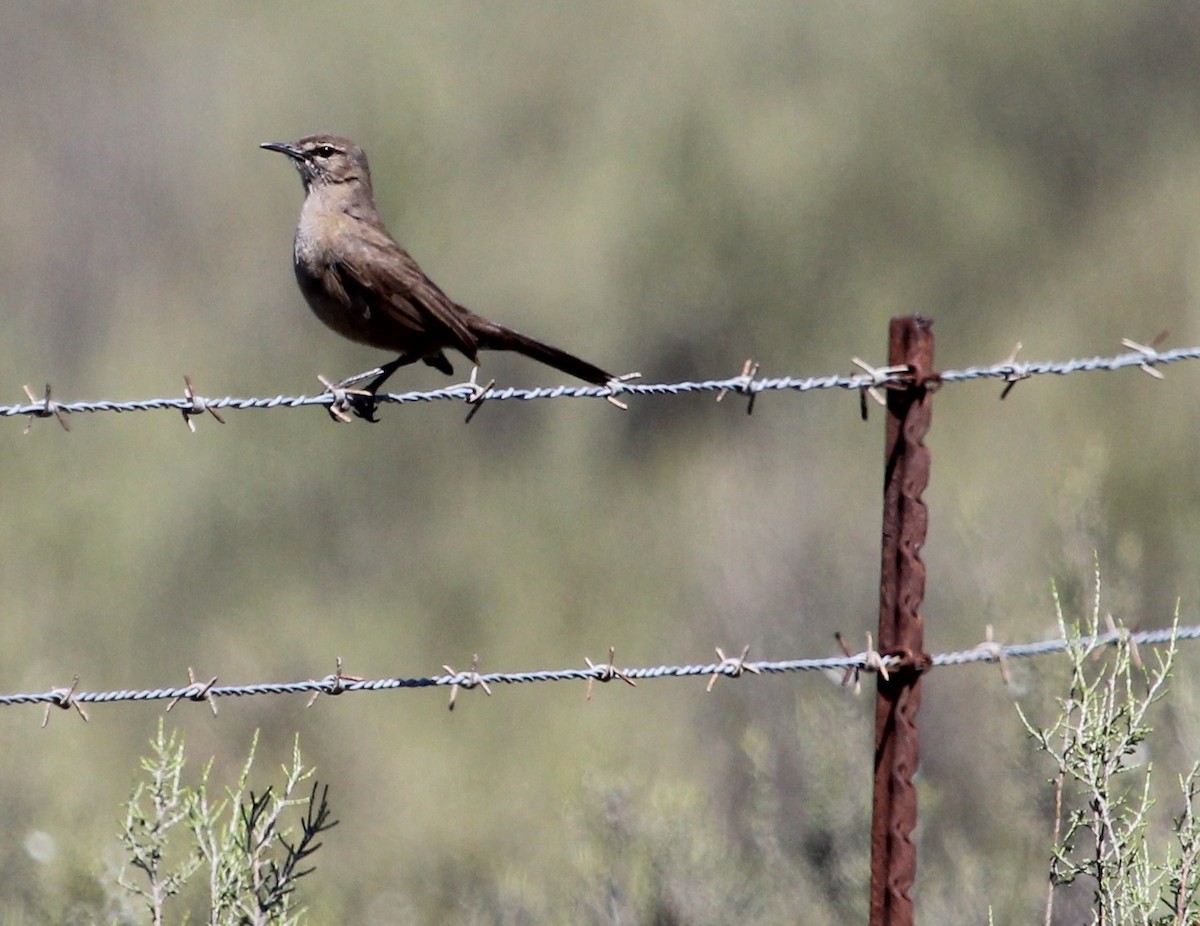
[
  {"left": 2, "top": 343, "right": 1197, "bottom": 424},
  {"left": 9, "top": 624, "right": 1200, "bottom": 717}
]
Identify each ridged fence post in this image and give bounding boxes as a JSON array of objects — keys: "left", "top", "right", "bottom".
[{"left": 869, "top": 315, "right": 935, "bottom": 926}]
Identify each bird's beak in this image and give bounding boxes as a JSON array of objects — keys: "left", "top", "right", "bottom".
[{"left": 260, "top": 141, "right": 304, "bottom": 161}]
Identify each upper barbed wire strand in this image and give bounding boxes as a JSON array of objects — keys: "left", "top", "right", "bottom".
[{"left": 3, "top": 344, "right": 1196, "bottom": 421}]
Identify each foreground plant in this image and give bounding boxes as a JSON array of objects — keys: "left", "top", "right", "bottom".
[
  {"left": 1019, "top": 567, "right": 1200, "bottom": 925},
  {"left": 119, "top": 721, "right": 337, "bottom": 925}
]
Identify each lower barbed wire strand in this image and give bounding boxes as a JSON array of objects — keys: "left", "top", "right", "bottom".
[{"left": 6, "top": 624, "right": 1199, "bottom": 711}]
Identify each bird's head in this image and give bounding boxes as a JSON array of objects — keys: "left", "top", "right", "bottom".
[{"left": 260, "top": 134, "right": 372, "bottom": 193}]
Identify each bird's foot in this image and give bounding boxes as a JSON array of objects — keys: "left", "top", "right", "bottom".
[
  {"left": 346, "top": 391, "right": 385, "bottom": 423},
  {"left": 317, "top": 374, "right": 379, "bottom": 423}
]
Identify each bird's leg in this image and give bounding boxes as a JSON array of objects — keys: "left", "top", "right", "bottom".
[
  {"left": 332, "top": 354, "right": 420, "bottom": 422},
  {"left": 365, "top": 354, "right": 419, "bottom": 393}
]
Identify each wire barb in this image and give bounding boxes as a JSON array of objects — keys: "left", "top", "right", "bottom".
[
  {"left": 181, "top": 375, "right": 227, "bottom": 431},
  {"left": 443, "top": 654, "right": 491, "bottom": 711},
  {"left": 462, "top": 366, "right": 496, "bottom": 424},
  {"left": 997, "top": 342, "right": 1030, "bottom": 399},
  {"left": 971, "top": 624, "right": 1010, "bottom": 686},
  {"left": 706, "top": 645, "right": 762, "bottom": 691},
  {"left": 22, "top": 383, "right": 69, "bottom": 433},
  {"left": 833, "top": 631, "right": 862, "bottom": 692},
  {"left": 603, "top": 371, "right": 641, "bottom": 411},
  {"left": 306, "top": 657, "right": 364, "bottom": 708},
  {"left": 1121, "top": 332, "right": 1169, "bottom": 380},
  {"left": 584, "top": 646, "right": 637, "bottom": 700},
  {"left": 166, "top": 667, "right": 219, "bottom": 715},
  {"left": 333, "top": 365, "right": 388, "bottom": 390},
  {"left": 41, "top": 676, "right": 87, "bottom": 727},
  {"left": 851, "top": 358, "right": 910, "bottom": 420},
  {"left": 862, "top": 632, "right": 890, "bottom": 682},
  {"left": 316, "top": 374, "right": 372, "bottom": 423},
  {"left": 1103, "top": 612, "right": 1143, "bottom": 671},
  {"left": 715, "top": 359, "right": 761, "bottom": 414}
]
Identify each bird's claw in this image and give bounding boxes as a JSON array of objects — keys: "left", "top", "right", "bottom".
[{"left": 346, "top": 392, "right": 383, "bottom": 423}]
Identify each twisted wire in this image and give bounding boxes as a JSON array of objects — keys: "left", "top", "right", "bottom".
[
  {"left": 10, "top": 623, "right": 1200, "bottom": 714},
  {"left": 3, "top": 343, "right": 1196, "bottom": 423}
]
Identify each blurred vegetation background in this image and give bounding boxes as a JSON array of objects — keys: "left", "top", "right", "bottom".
[{"left": 3, "top": 1, "right": 1200, "bottom": 922}]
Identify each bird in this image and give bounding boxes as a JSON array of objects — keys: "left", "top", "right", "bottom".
[{"left": 260, "top": 133, "right": 617, "bottom": 420}]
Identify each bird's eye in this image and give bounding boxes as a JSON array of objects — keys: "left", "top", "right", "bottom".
[{"left": 314, "top": 145, "right": 337, "bottom": 158}]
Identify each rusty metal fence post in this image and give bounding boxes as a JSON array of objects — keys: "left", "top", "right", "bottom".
[{"left": 869, "top": 316, "right": 935, "bottom": 926}]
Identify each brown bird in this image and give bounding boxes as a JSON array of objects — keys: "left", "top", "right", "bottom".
[{"left": 261, "top": 133, "right": 616, "bottom": 420}]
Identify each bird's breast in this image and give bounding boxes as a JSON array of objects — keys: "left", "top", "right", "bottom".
[{"left": 291, "top": 223, "right": 379, "bottom": 346}]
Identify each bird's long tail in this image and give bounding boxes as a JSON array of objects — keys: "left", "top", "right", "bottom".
[{"left": 468, "top": 316, "right": 614, "bottom": 386}]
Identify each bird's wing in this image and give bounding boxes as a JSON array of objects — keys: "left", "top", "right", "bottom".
[{"left": 332, "top": 221, "right": 479, "bottom": 359}]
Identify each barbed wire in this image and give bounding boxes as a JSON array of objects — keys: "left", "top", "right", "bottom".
[
  {"left": 15, "top": 623, "right": 1200, "bottom": 722},
  {"left": 4, "top": 340, "right": 1197, "bottom": 428}
]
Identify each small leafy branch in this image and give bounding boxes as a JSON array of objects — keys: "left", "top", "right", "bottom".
[
  {"left": 1019, "top": 565, "right": 1200, "bottom": 926},
  {"left": 119, "top": 721, "right": 338, "bottom": 926}
]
